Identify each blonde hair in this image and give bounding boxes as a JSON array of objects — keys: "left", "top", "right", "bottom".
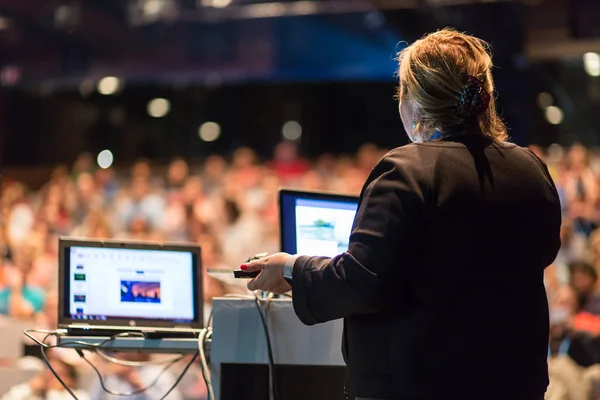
[{"left": 397, "top": 28, "right": 508, "bottom": 142}]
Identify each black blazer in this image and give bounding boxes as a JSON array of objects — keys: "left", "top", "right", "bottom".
[{"left": 291, "top": 133, "right": 562, "bottom": 400}]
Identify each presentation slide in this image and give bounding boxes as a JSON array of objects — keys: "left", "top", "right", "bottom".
[
  {"left": 295, "top": 199, "right": 357, "bottom": 257},
  {"left": 68, "top": 246, "right": 195, "bottom": 321}
]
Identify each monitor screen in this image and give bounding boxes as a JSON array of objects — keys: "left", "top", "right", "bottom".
[
  {"left": 280, "top": 190, "right": 359, "bottom": 257},
  {"left": 60, "top": 242, "right": 200, "bottom": 326}
]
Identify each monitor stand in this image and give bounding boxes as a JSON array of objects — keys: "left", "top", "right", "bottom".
[{"left": 57, "top": 335, "right": 199, "bottom": 354}]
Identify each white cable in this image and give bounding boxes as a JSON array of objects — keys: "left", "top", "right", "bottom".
[
  {"left": 24, "top": 328, "right": 197, "bottom": 399},
  {"left": 26, "top": 329, "right": 190, "bottom": 367},
  {"left": 23, "top": 329, "right": 68, "bottom": 347},
  {"left": 95, "top": 348, "right": 185, "bottom": 366},
  {"left": 198, "top": 328, "right": 215, "bottom": 400}
]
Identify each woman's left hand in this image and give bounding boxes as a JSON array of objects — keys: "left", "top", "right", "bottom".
[{"left": 242, "top": 252, "right": 292, "bottom": 294}]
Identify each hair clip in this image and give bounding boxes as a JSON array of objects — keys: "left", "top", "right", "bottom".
[{"left": 455, "top": 75, "right": 490, "bottom": 120}]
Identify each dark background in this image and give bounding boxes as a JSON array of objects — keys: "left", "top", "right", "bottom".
[{"left": 0, "top": 0, "right": 598, "bottom": 167}]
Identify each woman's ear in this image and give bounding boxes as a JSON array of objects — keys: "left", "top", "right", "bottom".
[{"left": 399, "top": 101, "right": 416, "bottom": 138}]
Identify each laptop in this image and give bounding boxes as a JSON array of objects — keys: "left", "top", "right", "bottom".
[
  {"left": 279, "top": 189, "right": 359, "bottom": 256},
  {"left": 58, "top": 237, "right": 203, "bottom": 337}
]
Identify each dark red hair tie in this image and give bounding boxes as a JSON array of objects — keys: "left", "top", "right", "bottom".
[{"left": 455, "top": 75, "right": 490, "bottom": 120}]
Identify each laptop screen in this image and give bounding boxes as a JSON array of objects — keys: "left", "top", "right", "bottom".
[
  {"left": 279, "top": 190, "right": 359, "bottom": 257},
  {"left": 59, "top": 239, "right": 201, "bottom": 329}
]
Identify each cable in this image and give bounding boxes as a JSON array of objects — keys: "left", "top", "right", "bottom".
[
  {"left": 24, "top": 329, "right": 149, "bottom": 352},
  {"left": 40, "top": 333, "right": 181, "bottom": 398},
  {"left": 198, "top": 328, "right": 215, "bottom": 400},
  {"left": 39, "top": 335, "right": 81, "bottom": 400},
  {"left": 23, "top": 329, "right": 67, "bottom": 345},
  {"left": 95, "top": 348, "right": 185, "bottom": 366},
  {"left": 79, "top": 349, "right": 185, "bottom": 396},
  {"left": 159, "top": 351, "right": 199, "bottom": 400},
  {"left": 79, "top": 347, "right": 196, "bottom": 399},
  {"left": 198, "top": 329, "right": 210, "bottom": 394},
  {"left": 23, "top": 329, "right": 198, "bottom": 399},
  {"left": 253, "top": 291, "right": 280, "bottom": 400}
]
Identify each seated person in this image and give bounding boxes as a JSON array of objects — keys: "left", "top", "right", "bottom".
[
  {"left": 0, "top": 257, "right": 45, "bottom": 319},
  {"left": 549, "top": 285, "right": 600, "bottom": 367},
  {"left": 1, "top": 357, "right": 90, "bottom": 400},
  {"left": 569, "top": 260, "right": 600, "bottom": 316}
]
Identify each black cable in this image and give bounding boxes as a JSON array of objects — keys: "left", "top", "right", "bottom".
[
  {"left": 253, "top": 292, "right": 280, "bottom": 400},
  {"left": 159, "top": 352, "right": 199, "bottom": 400},
  {"left": 29, "top": 330, "right": 197, "bottom": 399},
  {"left": 78, "top": 348, "right": 184, "bottom": 396},
  {"left": 40, "top": 335, "right": 82, "bottom": 400}
]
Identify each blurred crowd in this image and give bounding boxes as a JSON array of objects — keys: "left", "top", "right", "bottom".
[
  {"left": 533, "top": 143, "right": 600, "bottom": 400},
  {"left": 7, "top": 140, "right": 600, "bottom": 399},
  {"left": 0, "top": 141, "right": 384, "bottom": 399}
]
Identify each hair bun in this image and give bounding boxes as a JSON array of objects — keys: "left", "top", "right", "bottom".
[{"left": 455, "top": 75, "right": 490, "bottom": 120}]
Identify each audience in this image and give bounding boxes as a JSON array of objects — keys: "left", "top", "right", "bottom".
[
  {"left": 9, "top": 141, "right": 600, "bottom": 399},
  {"left": 0, "top": 141, "right": 384, "bottom": 399},
  {"left": 1, "top": 355, "right": 90, "bottom": 400},
  {"left": 531, "top": 144, "right": 600, "bottom": 400},
  {"left": 88, "top": 353, "right": 182, "bottom": 400},
  {"left": 569, "top": 261, "right": 600, "bottom": 316}
]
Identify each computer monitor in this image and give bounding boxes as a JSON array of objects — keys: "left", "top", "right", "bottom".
[
  {"left": 279, "top": 189, "right": 359, "bottom": 257},
  {"left": 58, "top": 238, "right": 203, "bottom": 332}
]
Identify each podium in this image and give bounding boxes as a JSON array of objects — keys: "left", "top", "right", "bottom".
[{"left": 210, "top": 297, "right": 347, "bottom": 400}]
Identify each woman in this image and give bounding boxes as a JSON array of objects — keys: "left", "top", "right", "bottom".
[{"left": 242, "top": 29, "right": 562, "bottom": 400}]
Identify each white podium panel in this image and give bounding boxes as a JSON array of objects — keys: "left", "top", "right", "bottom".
[{"left": 210, "top": 297, "right": 345, "bottom": 399}]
